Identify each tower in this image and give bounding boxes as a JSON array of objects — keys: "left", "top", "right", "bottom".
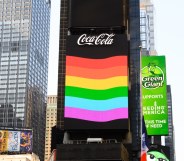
[
  {"left": 0, "top": 0, "right": 51, "bottom": 160},
  {"left": 56, "top": 0, "right": 141, "bottom": 160}
]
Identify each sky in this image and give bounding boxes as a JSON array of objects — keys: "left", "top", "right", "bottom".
[
  {"left": 48, "top": 0, "right": 183, "bottom": 160},
  {"left": 153, "top": 0, "right": 184, "bottom": 160}
]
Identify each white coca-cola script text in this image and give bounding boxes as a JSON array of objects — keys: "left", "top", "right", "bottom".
[{"left": 77, "top": 33, "right": 115, "bottom": 45}]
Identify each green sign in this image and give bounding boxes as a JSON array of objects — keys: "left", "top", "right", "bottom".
[{"left": 141, "top": 56, "right": 168, "bottom": 135}]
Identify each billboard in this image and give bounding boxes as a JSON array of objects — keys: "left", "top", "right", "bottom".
[
  {"left": 141, "top": 56, "right": 168, "bottom": 135},
  {"left": 64, "top": 33, "right": 129, "bottom": 129},
  {"left": 69, "top": 0, "right": 124, "bottom": 28},
  {"left": 141, "top": 144, "right": 170, "bottom": 161},
  {"left": 0, "top": 129, "right": 32, "bottom": 154}
]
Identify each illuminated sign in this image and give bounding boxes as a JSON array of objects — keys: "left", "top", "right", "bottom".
[
  {"left": 141, "top": 56, "right": 168, "bottom": 135},
  {"left": 77, "top": 33, "right": 115, "bottom": 46},
  {"left": 64, "top": 34, "right": 128, "bottom": 129},
  {"left": 0, "top": 129, "right": 32, "bottom": 154},
  {"left": 141, "top": 144, "right": 170, "bottom": 161}
]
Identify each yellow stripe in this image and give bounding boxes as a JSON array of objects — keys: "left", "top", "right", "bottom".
[{"left": 66, "top": 76, "right": 128, "bottom": 90}]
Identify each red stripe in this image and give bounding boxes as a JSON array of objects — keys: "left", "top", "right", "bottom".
[
  {"left": 66, "top": 55, "right": 128, "bottom": 69},
  {"left": 66, "top": 65, "right": 128, "bottom": 79}
]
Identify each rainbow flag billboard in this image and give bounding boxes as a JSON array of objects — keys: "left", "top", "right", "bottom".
[
  {"left": 141, "top": 56, "right": 168, "bottom": 135},
  {"left": 64, "top": 33, "right": 129, "bottom": 129}
]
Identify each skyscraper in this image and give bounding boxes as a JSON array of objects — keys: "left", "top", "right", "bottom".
[
  {"left": 165, "top": 85, "right": 176, "bottom": 161},
  {"left": 0, "top": 0, "right": 50, "bottom": 160},
  {"left": 45, "top": 96, "right": 57, "bottom": 161},
  {"left": 140, "top": 0, "right": 157, "bottom": 55}
]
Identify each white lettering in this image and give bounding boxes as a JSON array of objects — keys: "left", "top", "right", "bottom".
[{"left": 77, "top": 33, "right": 115, "bottom": 46}]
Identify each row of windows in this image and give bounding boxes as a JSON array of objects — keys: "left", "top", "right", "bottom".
[
  {"left": 0, "top": 56, "right": 27, "bottom": 60},
  {"left": 0, "top": 22, "right": 29, "bottom": 27},
  {"left": 0, "top": 7, "right": 30, "bottom": 12},
  {"left": 0, "top": 2, "right": 31, "bottom": 8},
  {"left": 1, "top": 51, "right": 27, "bottom": 56},
  {"left": 0, "top": 67, "right": 27, "bottom": 72},
  {"left": 0, "top": 33, "right": 29, "bottom": 37},
  {"left": 0, "top": 83, "right": 26, "bottom": 87},
  {"left": 0, "top": 10, "right": 30, "bottom": 15},
  {"left": 0, "top": 15, "right": 30, "bottom": 20},
  {"left": 0, "top": 41, "right": 28, "bottom": 46},
  {"left": 0, "top": 0, "right": 31, "bottom": 2}
]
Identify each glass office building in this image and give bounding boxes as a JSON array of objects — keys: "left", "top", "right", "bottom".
[
  {"left": 140, "top": 0, "right": 157, "bottom": 55},
  {"left": 0, "top": 0, "right": 50, "bottom": 160}
]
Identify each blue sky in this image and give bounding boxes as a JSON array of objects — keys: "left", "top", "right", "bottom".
[{"left": 48, "top": 0, "right": 183, "bottom": 160}]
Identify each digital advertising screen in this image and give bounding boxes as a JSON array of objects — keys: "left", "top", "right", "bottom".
[
  {"left": 64, "top": 33, "right": 129, "bottom": 129},
  {"left": 0, "top": 129, "right": 32, "bottom": 154},
  {"left": 141, "top": 56, "right": 168, "bottom": 135},
  {"left": 141, "top": 144, "right": 170, "bottom": 161},
  {"left": 69, "top": 0, "right": 124, "bottom": 28}
]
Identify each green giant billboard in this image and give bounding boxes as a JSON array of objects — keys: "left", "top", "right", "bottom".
[{"left": 141, "top": 56, "right": 168, "bottom": 135}]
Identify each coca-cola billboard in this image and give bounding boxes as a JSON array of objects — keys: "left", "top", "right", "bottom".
[
  {"left": 64, "top": 33, "right": 129, "bottom": 130},
  {"left": 77, "top": 33, "right": 115, "bottom": 46}
]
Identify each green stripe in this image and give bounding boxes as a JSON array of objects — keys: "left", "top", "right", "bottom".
[{"left": 65, "top": 86, "right": 128, "bottom": 100}]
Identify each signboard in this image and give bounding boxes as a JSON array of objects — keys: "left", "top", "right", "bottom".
[
  {"left": 141, "top": 144, "right": 170, "bottom": 161},
  {"left": 0, "top": 129, "right": 32, "bottom": 154},
  {"left": 141, "top": 56, "right": 168, "bottom": 135},
  {"left": 64, "top": 34, "right": 129, "bottom": 129},
  {"left": 69, "top": 0, "right": 124, "bottom": 28}
]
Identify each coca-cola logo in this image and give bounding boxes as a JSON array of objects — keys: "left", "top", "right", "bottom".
[{"left": 77, "top": 33, "right": 115, "bottom": 46}]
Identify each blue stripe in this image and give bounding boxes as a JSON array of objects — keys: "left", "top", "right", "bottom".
[{"left": 64, "top": 96, "right": 128, "bottom": 111}]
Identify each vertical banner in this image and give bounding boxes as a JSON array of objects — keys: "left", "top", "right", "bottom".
[{"left": 141, "top": 56, "right": 168, "bottom": 135}]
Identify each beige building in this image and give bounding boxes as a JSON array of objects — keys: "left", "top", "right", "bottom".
[
  {"left": 140, "top": 0, "right": 157, "bottom": 56},
  {"left": 44, "top": 96, "right": 57, "bottom": 161},
  {"left": 0, "top": 153, "right": 40, "bottom": 161}
]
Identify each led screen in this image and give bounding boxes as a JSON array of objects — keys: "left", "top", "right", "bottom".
[
  {"left": 141, "top": 144, "right": 170, "bottom": 161},
  {"left": 141, "top": 56, "right": 168, "bottom": 135},
  {"left": 69, "top": 0, "right": 124, "bottom": 28},
  {"left": 64, "top": 33, "right": 129, "bottom": 129}
]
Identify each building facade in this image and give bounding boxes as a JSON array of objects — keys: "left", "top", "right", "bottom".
[
  {"left": 0, "top": 0, "right": 50, "bottom": 160},
  {"left": 45, "top": 96, "right": 57, "bottom": 161},
  {"left": 0, "top": 153, "right": 40, "bottom": 161},
  {"left": 140, "top": 1, "right": 175, "bottom": 160},
  {"left": 56, "top": 0, "right": 141, "bottom": 160},
  {"left": 140, "top": 0, "right": 157, "bottom": 55},
  {"left": 165, "top": 85, "right": 176, "bottom": 161}
]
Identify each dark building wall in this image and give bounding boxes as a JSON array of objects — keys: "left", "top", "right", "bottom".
[
  {"left": 129, "top": 0, "right": 141, "bottom": 160},
  {"left": 56, "top": 143, "right": 128, "bottom": 161},
  {"left": 57, "top": 0, "right": 141, "bottom": 160},
  {"left": 165, "top": 85, "right": 176, "bottom": 161},
  {"left": 57, "top": 0, "right": 68, "bottom": 130}
]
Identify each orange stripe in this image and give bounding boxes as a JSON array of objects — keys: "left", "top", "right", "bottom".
[
  {"left": 66, "top": 55, "right": 127, "bottom": 69},
  {"left": 66, "top": 66, "right": 128, "bottom": 79}
]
